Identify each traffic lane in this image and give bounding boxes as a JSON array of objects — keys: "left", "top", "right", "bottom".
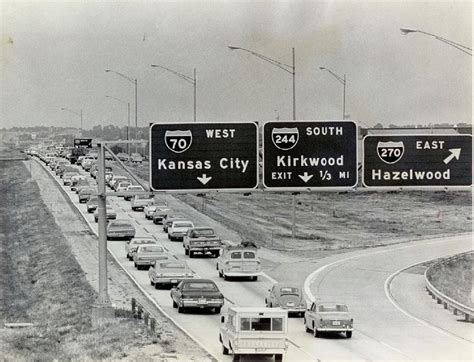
[{"left": 313, "top": 234, "right": 473, "bottom": 360}]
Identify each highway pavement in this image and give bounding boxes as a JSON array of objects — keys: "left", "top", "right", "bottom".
[{"left": 37, "top": 159, "right": 473, "bottom": 361}]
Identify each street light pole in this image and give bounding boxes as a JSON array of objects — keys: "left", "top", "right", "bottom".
[
  {"left": 319, "top": 67, "right": 347, "bottom": 119},
  {"left": 60, "top": 107, "right": 83, "bottom": 130},
  {"left": 105, "top": 95, "right": 131, "bottom": 154},
  {"left": 400, "top": 28, "right": 472, "bottom": 56},
  {"left": 105, "top": 69, "right": 138, "bottom": 149},
  {"left": 228, "top": 45, "right": 296, "bottom": 120},
  {"left": 150, "top": 64, "right": 197, "bottom": 122}
]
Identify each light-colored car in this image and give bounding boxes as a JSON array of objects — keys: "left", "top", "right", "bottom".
[
  {"left": 131, "top": 152, "right": 143, "bottom": 163},
  {"left": 94, "top": 205, "right": 117, "bottom": 223},
  {"left": 168, "top": 220, "right": 194, "bottom": 241},
  {"left": 219, "top": 307, "right": 288, "bottom": 361},
  {"left": 106, "top": 220, "right": 136, "bottom": 240},
  {"left": 163, "top": 215, "right": 185, "bottom": 232},
  {"left": 123, "top": 185, "right": 145, "bottom": 201},
  {"left": 62, "top": 171, "right": 79, "bottom": 186},
  {"left": 86, "top": 196, "right": 99, "bottom": 213},
  {"left": 125, "top": 238, "right": 158, "bottom": 260},
  {"left": 171, "top": 279, "right": 224, "bottom": 314},
  {"left": 115, "top": 181, "right": 132, "bottom": 194},
  {"left": 304, "top": 302, "right": 353, "bottom": 338},
  {"left": 217, "top": 242, "right": 260, "bottom": 280},
  {"left": 148, "top": 260, "right": 195, "bottom": 289},
  {"left": 265, "top": 284, "right": 307, "bottom": 316},
  {"left": 113, "top": 178, "right": 132, "bottom": 191},
  {"left": 70, "top": 175, "right": 87, "bottom": 190},
  {"left": 144, "top": 204, "right": 159, "bottom": 219},
  {"left": 81, "top": 157, "right": 95, "bottom": 171},
  {"left": 131, "top": 194, "right": 154, "bottom": 211},
  {"left": 108, "top": 175, "right": 128, "bottom": 188},
  {"left": 133, "top": 245, "right": 169, "bottom": 270}
]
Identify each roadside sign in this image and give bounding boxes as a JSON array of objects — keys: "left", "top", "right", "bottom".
[
  {"left": 363, "top": 134, "right": 472, "bottom": 188},
  {"left": 74, "top": 138, "right": 92, "bottom": 148},
  {"left": 262, "top": 121, "right": 358, "bottom": 190},
  {"left": 149, "top": 122, "right": 259, "bottom": 191}
]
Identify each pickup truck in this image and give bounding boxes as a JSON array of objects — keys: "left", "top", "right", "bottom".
[
  {"left": 219, "top": 307, "right": 288, "bottom": 361},
  {"left": 183, "top": 226, "right": 221, "bottom": 258}
]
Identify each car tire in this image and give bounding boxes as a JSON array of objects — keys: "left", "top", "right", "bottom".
[
  {"left": 189, "top": 251, "right": 194, "bottom": 258},
  {"left": 314, "top": 328, "right": 320, "bottom": 338},
  {"left": 223, "top": 274, "right": 228, "bottom": 281},
  {"left": 155, "top": 283, "right": 160, "bottom": 290},
  {"left": 275, "top": 354, "right": 283, "bottom": 362},
  {"left": 346, "top": 331, "right": 352, "bottom": 339},
  {"left": 304, "top": 320, "right": 311, "bottom": 333},
  {"left": 178, "top": 305, "right": 185, "bottom": 313},
  {"left": 185, "top": 248, "right": 189, "bottom": 256},
  {"left": 252, "top": 276, "right": 258, "bottom": 281},
  {"left": 215, "top": 307, "right": 221, "bottom": 314},
  {"left": 172, "top": 300, "right": 178, "bottom": 308},
  {"left": 150, "top": 280, "right": 154, "bottom": 286},
  {"left": 232, "top": 354, "right": 240, "bottom": 362},
  {"left": 134, "top": 262, "right": 138, "bottom": 269},
  {"left": 221, "top": 342, "right": 229, "bottom": 355},
  {"left": 218, "top": 269, "right": 223, "bottom": 278}
]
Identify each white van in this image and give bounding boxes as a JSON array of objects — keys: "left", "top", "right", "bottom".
[{"left": 219, "top": 307, "right": 288, "bottom": 361}]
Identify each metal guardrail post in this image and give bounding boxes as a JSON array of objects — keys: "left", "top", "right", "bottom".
[
  {"left": 150, "top": 318, "right": 156, "bottom": 332},
  {"left": 131, "top": 298, "right": 136, "bottom": 314}
]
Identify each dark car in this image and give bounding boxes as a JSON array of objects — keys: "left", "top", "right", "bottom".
[
  {"left": 170, "top": 279, "right": 224, "bottom": 314},
  {"left": 78, "top": 187, "right": 96, "bottom": 203},
  {"left": 265, "top": 283, "right": 307, "bottom": 317}
]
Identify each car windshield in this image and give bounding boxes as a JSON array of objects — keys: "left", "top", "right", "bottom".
[
  {"left": 280, "top": 287, "right": 299, "bottom": 295},
  {"left": 174, "top": 222, "right": 193, "bottom": 228},
  {"left": 136, "top": 195, "right": 152, "bottom": 200},
  {"left": 318, "top": 304, "right": 348, "bottom": 313},
  {"left": 139, "top": 246, "right": 164, "bottom": 253},
  {"left": 193, "top": 229, "right": 215, "bottom": 236},
  {"left": 183, "top": 282, "right": 217, "bottom": 291}
]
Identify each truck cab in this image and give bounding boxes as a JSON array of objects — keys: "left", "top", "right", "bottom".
[{"left": 219, "top": 307, "right": 288, "bottom": 361}]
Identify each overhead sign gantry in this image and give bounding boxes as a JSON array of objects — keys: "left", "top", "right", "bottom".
[{"left": 149, "top": 122, "right": 259, "bottom": 192}]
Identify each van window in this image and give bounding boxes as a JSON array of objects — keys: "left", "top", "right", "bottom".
[
  {"left": 272, "top": 318, "right": 283, "bottom": 331},
  {"left": 231, "top": 252, "right": 242, "bottom": 259},
  {"left": 250, "top": 318, "right": 271, "bottom": 331},
  {"left": 240, "top": 318, "right": 251, "bottom": 331},
  {"left": 243, "top": 251, "right": 255, "bottom": 259}
]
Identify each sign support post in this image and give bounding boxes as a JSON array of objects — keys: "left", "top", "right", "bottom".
[{"left": 91, "top": 142, "right": 114, "bottom": 325}]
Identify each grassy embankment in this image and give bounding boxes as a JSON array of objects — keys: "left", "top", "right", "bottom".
[
  {"left": 0, "top": 160, "right": 160, "bottom": 359},
  {"left": 427, "top": 252, "right": 473, "bottom": 308}
]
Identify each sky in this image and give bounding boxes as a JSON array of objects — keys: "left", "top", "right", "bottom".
[{"left": 1, "top": 0, "right": 472, "bottom": 130}]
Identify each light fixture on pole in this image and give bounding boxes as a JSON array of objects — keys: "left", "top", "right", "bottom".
[
  {"left": 60, "top": 107, "right": 83, "bottom": 130},
  {"left": 228, "top": 45, "right": 296, "bottom": 120},
  {"left": 150, "top": 64, "right": 197, "bottom": 122},
  {"left": 319, "top": 67, "right": 347, "bottom": 120},
  {"left": 400, "top": 28, "right": 472, "bottom": 56},
  {"left": 105, "top": 95, "right": 130, "bottom": 154},
  {"left": 105, "top": 69, "right": 138, "bottom": 140}
]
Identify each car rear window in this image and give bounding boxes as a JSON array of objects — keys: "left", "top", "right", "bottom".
[
  {"left": 175, "top": 222, "right": 193, "bottom": 228},
  {"left": 231, "top": 252, "right": 242, "bottom": 259},
  {"left": 240, "top": 317, "right": 283, "bottom": 331},
  {"left": 280, "top": 287, "right": 299, "bottom": 295},
  {"left": 140, "top": 246, "right": 164, "bottom": 253},
  {"left": 183, "top": 282, "right": 217, "bottom": 291},
  {"left": 134, "top": 239, "right": 155, "bottom": 245},
  {"left": 243, "top": 251, "right": 255, "bottom": 259},
  {"left": 160, "top": 262, "right": 186, "bottom": 269},
  {"left": 111, "top": 221, "right": 132, "bottom": 227},
  {"left": 319, "top": 304, "right": 348, "bottom": 312},
  {"left": 193, "top": 228, "right": 215, "bottom": 236}
]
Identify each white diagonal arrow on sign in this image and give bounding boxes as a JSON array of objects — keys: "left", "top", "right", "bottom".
[
  {"left": 298, "top": 172, "right": 313, "bottom": 183},
  {"left": 197, "top": 174, "right": 212, "bottom": 185},
  {"left": 443, "top": 148, "right": 461, "bottom": 164}
]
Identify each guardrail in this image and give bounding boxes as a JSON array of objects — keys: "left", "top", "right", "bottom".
[{"left": 425, "top": 251, "right": 473, "bottom": 322}]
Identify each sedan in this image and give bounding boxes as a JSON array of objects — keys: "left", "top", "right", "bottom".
[
  {"left": 123, "top": 185, "right": 145, "bottom": 201},
  {"left": 149, "top": 260, "right": 195, "bottom": 289},
  {"left": 106, "top": 220, "right": 136, "bottom": 240},
  {"left": 265, "top": 283, "right": 307, "bottom": 317},
  {"left": 78, "top": 187, "right": 95, "bottom": 202},
  {"left": 152, "top": 208, "right": 172, "bottom": 225},
  {"left": 133, "top": 245, "right": 169, "bottom": 270},
  {"left": 94, "top": 205, "right": 117, "bottom": 223},
  {"left": 144, "top": 204, "right": 158, "bottom": 219},
  {"left": 304, "top": 302, "right": 353, "bottom": 338},
  {"left": 171, "top": 279, "right": 224, "bottom": 314},
  {"left": 125, "top": 238, "right": 158, "bottom": 260}
]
